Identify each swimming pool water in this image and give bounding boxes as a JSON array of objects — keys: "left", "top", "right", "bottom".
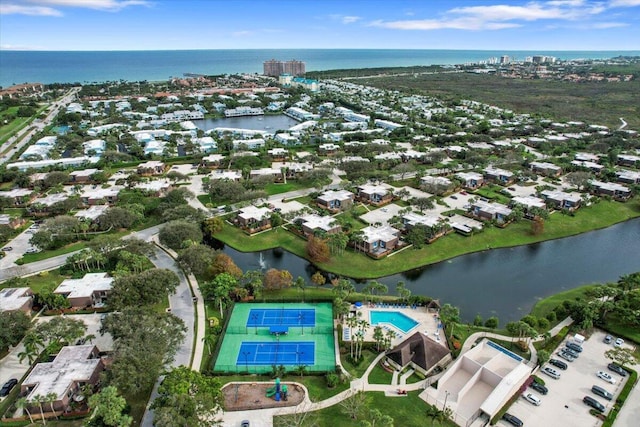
[{"left": 370, "top": 311, "right": 419, "bottom": 333}]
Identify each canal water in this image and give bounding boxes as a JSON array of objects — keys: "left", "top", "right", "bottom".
[
  {"left": 220, "top": 218, "right": 640, "bottom": 324},
  {"left": 193, "top": 114, "right": 299, "bottom": 132}
]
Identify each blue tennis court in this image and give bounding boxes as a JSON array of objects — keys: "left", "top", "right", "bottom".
[
  {"left": 246, "top": 308, "right": 316, "bottom": 327},
  {"left": 236, "top": 341, "right": 315, "bottom": 365}
]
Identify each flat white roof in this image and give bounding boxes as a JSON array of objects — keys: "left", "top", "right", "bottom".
[
  {"left": 297, "top": 214, "right": 337, "bottom": 232},
  {"left": 54, "top": 272, "right": 113, "bottom": 299},
  {"left": 74, "top": 205, "right": 109, "bottom": 221},
  {"left": 318, "top": 189, "right": 354, "bottom": 202},
  {"left": 361, "top": 225, "right": 399, "bottom": 243},
  {"left": 238, "top": 206, "right": 271, "bottom": 221},
  {"left": 0, "top": 287, "right": 32, "bottom": 312},
  {"left": 511, "top": 195, "right": 546, "bottom": 209},
  {"left": 22, "top": 345, "right": 101, "bottom": 402}
]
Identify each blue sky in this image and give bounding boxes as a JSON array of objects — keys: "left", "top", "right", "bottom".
[{"left": 1, "top": 0, "right": 639, "bottom": 50}]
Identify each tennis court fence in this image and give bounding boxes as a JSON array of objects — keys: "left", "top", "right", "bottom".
[
  {"left": 225, "top": 325, "right": 334, "bottom": 335},
  {"left": 213, "top": 363, "right": 336, "bottom": 374}
]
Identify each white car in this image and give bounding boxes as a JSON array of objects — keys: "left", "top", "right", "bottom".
[
  {"left": 523, "top": 393, "right": 541, "bottom": 406},
  {"left": 614, "top": 338, "right": 625, "bottom": 348},
  {"left": 597, "top": 371, "right": 616, "bottom": 384}
]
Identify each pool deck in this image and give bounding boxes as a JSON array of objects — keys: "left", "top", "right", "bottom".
[{"left": 342, "top": 304, "right": 448, "bottom": 349}]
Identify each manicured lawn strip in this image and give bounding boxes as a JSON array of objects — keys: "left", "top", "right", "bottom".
[
  {"left": 2, "top": 269, "right": 67, "bottom": 293},
  {"left": 216, "top": 198, "right": 640, "bottom": 278},
  {"left": 197, "top": 194, "right": 211, "bottom": 206},
  {"left": 601, "top": 314, "right": 640, "bottom": 344},
  {"left": 489, "top": 338, "right": 531, "bottom": 360},
  {"left": 368, "top": 364, "right": 393, "bottom": 384},
  {"left": 265, "top": 182, "right": 307, "bottom": 196},
  {"left": 19, "top": 241, "right": 86, "bottom": 264},
  {"left": 341, "top": 349, "right": 379, "bottom": 378},
  {"left": 530, "top": 285, "right": 598, "bottom": 319},
  {"left": 216, "top": 374, "right": 349, "bottom": 402},
  {"left": 276, "top": 391, "right": 457, "bottom": 427}
]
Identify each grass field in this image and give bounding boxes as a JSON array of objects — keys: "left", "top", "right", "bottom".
[
  {"left": 358, "top": 72, "right": 640, "bottom": 129},
  {"left": 18, "top": 241, "right": 86, "bottom": 264},
  {"left": 216, "top": 198, "right": 640, "bottom": 278},
  {"left": 0, "top": 269, "right": 68, "bottom": 294},
  {"left": 265, "top": 182, "right": 308, "bottom": 196},
  {"left": 530, "top": 285, "right": 598, "bottom": 319},
  {"left": 274, "top": 390, "right": 456, "bottom": 427}
]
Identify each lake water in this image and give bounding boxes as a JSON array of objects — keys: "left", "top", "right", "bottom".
[
  {"left": 219, "top": 218, "right": 640, "bottom": 325},
  {"left": 193, "top": 115, "right": 299, "bottom": 132}
]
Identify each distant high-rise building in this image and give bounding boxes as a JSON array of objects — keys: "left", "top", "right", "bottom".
[
  {"left": 500, "top": 55, "right": 510, "bottom": 64},
  {"left": 263, "top": 59, "right": 306, "bottom": 77}
]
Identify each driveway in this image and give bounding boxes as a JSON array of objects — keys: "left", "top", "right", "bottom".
[{"left": 503, "top": 330, "right": 630, "bottom": 427}]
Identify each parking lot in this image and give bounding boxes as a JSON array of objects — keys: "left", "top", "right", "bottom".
[{"left": 499, "top": 330, "right": 630, "bottom": 427}]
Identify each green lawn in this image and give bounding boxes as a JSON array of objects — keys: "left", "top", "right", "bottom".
[
  {"left": 368, "top": 364, "right": 394, "bottom": 384},
  {"left": 341, "top": 349, "right": 379, "bottom": 378},
  {"left": 18, "top": 241, "right": 86, "bottom": 264},
  {"left": 1, "top": 269, "right": 68, "bottom": 294},
  {"left": 601, "top": 314, "right": 640, "bottom": 344},
  {"left": 265, "top": 182, "right": 308, "bottom": 196},
  {"left": 197, "top": 194, "right": 212, "bottom": 206},
  {"left": 530, "top": 285, "right": 598, "bottom": 319},
  {"left": 215, "top": 197, "right": 640, "bottom": 278},
  {"left": 274, "top": 391, "right": 457, "bottom": 427}
]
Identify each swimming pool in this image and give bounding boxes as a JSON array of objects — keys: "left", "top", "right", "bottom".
[{"left": 370, "top": 311, "right": 419, "bottom": 333}]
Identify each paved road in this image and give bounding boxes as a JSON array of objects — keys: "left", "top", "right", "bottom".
[
  {"left": 139, "top": 242, "right": 196, "bottom": 427},
  {"left": 0, "top": 225, "right": 162, "bottom": 283},
  {"left": 0, "top": 88, "right": 79, "bottom": 165}
]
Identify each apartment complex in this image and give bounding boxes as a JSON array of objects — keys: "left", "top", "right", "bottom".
[{"left": 263, "top": 59, "right": 306, "bottom": 77}]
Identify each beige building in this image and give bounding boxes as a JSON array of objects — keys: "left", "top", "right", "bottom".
[
  {"left": 54, "top": 272, "right": 113, "bottom": 308},
  {"left": 0, "top": 287, "right": 33, "bottom": 314},
  {"left": 421, "top": 340, "right": 531, "bottom": 426}
]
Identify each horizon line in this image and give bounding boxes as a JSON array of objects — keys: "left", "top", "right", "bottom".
[{"left": 2, "top": 48, "right": 640, "bottom": 53}]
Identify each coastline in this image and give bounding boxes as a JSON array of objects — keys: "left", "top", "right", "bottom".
[{"left": 215, "top": 199, "right": 640, "bottom": 279}]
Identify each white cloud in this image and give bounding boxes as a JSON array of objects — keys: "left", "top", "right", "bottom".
[
  {"left": 24, "top": 0, "right": 150, "bottom": 12},
  {"left": 591, "top": 21, "right": 629, "bottom": 27},
  {"left": 232, "top": 30, "right": 253, "bottom": 37},
  {"left": 609, "top": 0, "right": 640, "bottom": 6},
  {"left": 370, "top": 0, "right": 613, "bottom": 31},
  {"left": 0, "top": 43, "right": 45, "bottom": 50},
  {"left": 0, "top": 3, "right": 62, "bottom": 16},
  {"left": 370, "top": 18, "right": 520, "bottom": 31},
  {"left": 329, "top": 14, "right": 362, "bottom": 24}
]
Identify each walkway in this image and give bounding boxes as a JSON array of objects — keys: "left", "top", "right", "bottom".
[{"left": 220, "top": 317, "right": 575, "bottom": 426}]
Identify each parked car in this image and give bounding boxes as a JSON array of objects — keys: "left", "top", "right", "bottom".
[
  {"left": 614, "top": 338, "right": 625, "bottom": 348},
  {"left": 607, "top": 363, "right": 627, "bottom": 377},
  {"left": 603, "top": 335, "right": 613, "bottom": 344},
  {"left": 563, "top": 347, "right": 580, "bottom": 358},
  {"left": 542, "top": 366, "right": 561, "bottom": 379},
  {"left": 566, "top": 342, "right": 583, "bottom": 352},
  {"left": 530, "top": 381, "right": 548, "bottom": 395},
  {"left": 450, "top": 195, "right": 458, "bottom": 199},
  {"left": 0, "top": 379, "right": 18, "bottom": 397},
  {"left": 523, "top": 393, "right": 541, "bottom": 406},
  {"left": 558, "top": 351, "right": 576, "bottom": 362},
  {"left": 2, "top": 246, "right": 13, "bottom": 251},
  {"left": 583, "top": 396, "right": 606, "bottom": 412},
  {"left": 549, "top": 358, "right": 568, "bottom": 370},
  {"left": 241, "top": 421, "right": 250, "bottom": 427},
  {"left": 25, "top": 248, "right": 38, "bottom": 254},
  {"left": 502, "top": 413, "right": 524, "bottom": 427},
  {"left": 597, "top": 371, "right": 616, "bottom": 384},
  {"left": 591, "top": 385, "right": 613, "bottom": 401}
]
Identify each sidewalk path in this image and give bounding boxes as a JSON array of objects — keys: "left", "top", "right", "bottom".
[{"left": 220, "top": 317, "right": 575, "bottom": 426}]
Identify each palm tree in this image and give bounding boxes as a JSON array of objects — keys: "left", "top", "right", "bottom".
[
  {"left": 345, "top": 315, "right": 359, "bottom": 359},
  {"left": 203, "top": 333, "right": 216, "bottom": 356},
  {"left": 15, "top": 398, "right": 34, "bottom": 424},
  {"left": 373, "top": 326, "right": 385, "bottom": 352},
  {"left": 45, "top": 392, "right": 58, "bottom": 419},
  {"left": 32, "top": 395, "right": 46, "bottom": 425},
  {"left": 295, "top": 364, "right": 307, "bottom": 378}
]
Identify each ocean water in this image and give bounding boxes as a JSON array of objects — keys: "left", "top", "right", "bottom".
[{"left": 1, "top": 49, "right": 638, "bottom": 87}]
